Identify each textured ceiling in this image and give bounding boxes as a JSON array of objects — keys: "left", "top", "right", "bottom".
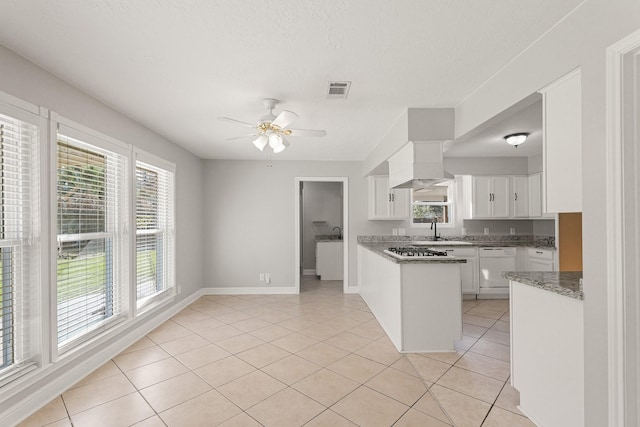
[{"left": 0, "top": 0, "right": 583, "bottom": 160}]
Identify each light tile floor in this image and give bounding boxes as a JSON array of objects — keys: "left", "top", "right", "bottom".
[{"left": 18, "top": 277, "right": 536, "bottom": 427}]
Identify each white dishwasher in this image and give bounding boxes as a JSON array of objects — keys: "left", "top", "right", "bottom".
[{"left": 479, "top": 247, "right": 516, "bottom": 297}]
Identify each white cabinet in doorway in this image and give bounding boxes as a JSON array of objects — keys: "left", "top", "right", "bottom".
[{"left": 316, "top": 241, "right": 343, "bottom": 280}]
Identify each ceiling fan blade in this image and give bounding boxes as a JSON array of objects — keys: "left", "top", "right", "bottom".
[
  {"left": 271, "top": 110, "right": 298, "bottom": 129},
  {"left": 217, "top": 116, "right": 256, "bottom": 128},
  {"left": 225, "top": 134, "right": 257, "bottom": 141},
  {"left": 286, "top": 129, "right": 327, "bottom": 137}
]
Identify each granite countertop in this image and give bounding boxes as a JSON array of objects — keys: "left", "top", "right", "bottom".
[
  {"left": 356, "top": 235, "right": 556, "bottom": 250},
  {"left": 359, "top": 241, "right": 467, "bottom": 265},
  {"left": 502, "top": 271, "right": 583, "bottom": 300}
]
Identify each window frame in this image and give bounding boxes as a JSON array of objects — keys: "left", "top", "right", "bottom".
[
  {"left": 411, "top": 180, "right": 457, "bottom": 228},
  {"left": 133, "top": 149, "right": 176, "bottom": 314},
  {"left": 53, "top": 117, "right": 130, "bottom": 357},
  {"left": 0, "top": 95, "right": 45, "bottom": 385}
]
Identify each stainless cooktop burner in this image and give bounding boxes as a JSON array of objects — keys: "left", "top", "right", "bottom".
[{"left": 384, "top": 246, "right": 449, "bottom": 259}]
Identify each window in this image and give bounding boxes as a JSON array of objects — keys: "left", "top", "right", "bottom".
[
  {"left": 136, "top": 158, "right": 174, "bottom": 309},
  {"left": 56, "top": 130, "right": 128, "bottom": 350},
  {"left": 412, "top": 181, "right": 455, "bottom": 226},
  {"left": 0, "top": 108, "right": 39, "bottom": 380}
]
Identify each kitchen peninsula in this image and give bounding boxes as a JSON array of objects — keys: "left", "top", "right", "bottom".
[
  {"left": 504, "top": 271, "right": 584, "bottom": 427},
  {"left": 357, "top": 239, "right": 466, "bottom": 352}
]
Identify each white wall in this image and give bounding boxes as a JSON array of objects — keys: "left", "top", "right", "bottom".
[
  {"left": 444, "top": 156, "right": 529, "bottom": 176},
  {"left": 528, "top": 153, "right": 543, "bottom": 174},
  {"left": 203, "top": 160, "right": 393, "bottom": 290},
  {"left": 0, "top": 44, "right": 205, "bottom": 298},
  {"left": 452, "top": 1, "right": 640, "bottom": 424},
  {"left": 301, "top": 181, "right": 342, "bottom": 271}
]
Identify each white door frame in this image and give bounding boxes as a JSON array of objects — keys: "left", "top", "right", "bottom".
[
  {"left": 606, "top": 28, "right": 640, "bottom": 427},
  {"left": 294, "top": 177, "right": 349, "bottom": 294}
]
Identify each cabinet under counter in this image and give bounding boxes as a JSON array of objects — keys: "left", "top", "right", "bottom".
[
  {"left": 507, "top": 272, "right": 583, "bottom": 427},
  {"left": 357, "top": 244, "right": 464, "bottom": 352}
]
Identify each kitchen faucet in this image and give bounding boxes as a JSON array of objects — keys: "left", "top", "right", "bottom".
[
  {"left": 430, "top": 220, "right": 441, "bottom": 241},
  {"left": 332, "top": 226, "right": 342, "bottom": 239}
]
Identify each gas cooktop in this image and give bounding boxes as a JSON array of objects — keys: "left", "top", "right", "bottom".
[{"left": 383, "top": 246, "right": 450, "bottom": 259}]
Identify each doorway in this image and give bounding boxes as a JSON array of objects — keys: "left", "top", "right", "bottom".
[{"left": 294, "top": 177, "right": 349, "bottom": 294}]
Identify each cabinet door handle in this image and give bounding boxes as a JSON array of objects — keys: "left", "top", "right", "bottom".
[
  {"left": 392, "top": 193, "right": 395, "bottom": 202},
  {"left": 536, "top": 251, "right": 543, "bottom": 254},
  {"left": 489, "top": 193, "right": 492, "bottom": 202},
  {"left": 389, "top": 193, "right": 392, "bottom": 202},
  {"left": 515, "top": 192, "right": 518, "bottom": 201}
]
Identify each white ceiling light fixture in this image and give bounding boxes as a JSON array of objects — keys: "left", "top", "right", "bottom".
[
  {"left": 504, "top": 132, "right": 530, "bottom": 148},
  {"left": 218, "top": 99, "right": 326, "bottom": 153},
  {"left": 252, "top": 134, "right": 268, "bottom": 151}
]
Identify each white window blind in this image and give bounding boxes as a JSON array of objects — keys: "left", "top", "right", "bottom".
[
  {"left": 136, "top": 160, "right": 174, "bottom": 307},
  {"left": 56, "top": 133, "right": 128, "bottom": 349},
  {"left": 0, "top": 111, "right": 38, "bottom": 378}
]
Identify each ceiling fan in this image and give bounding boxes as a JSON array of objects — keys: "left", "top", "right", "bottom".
[{"left": 218, "top": 98, "right": 327, "bottom": 153}]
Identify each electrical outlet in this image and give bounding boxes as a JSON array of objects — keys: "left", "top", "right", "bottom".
[
  {"left": 259, "top": 273, "right": 264, "bottom": 281},
  {"left": 265, "top": 273, "right": 271, "bottom": 284}
]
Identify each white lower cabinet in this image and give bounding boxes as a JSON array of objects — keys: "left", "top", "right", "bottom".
[
  {"left": 527, "top": 247, "right": 555, "bottom": 271},
  {"left": 358, "top": 245, "right": 462, "bottom": 352},
  {"left": 510, "top": 281, "right": 584, "bottom": 427},
  {"left": 316, "top": 241, "right": 343, "bottom": 280},
  {"left": 440, "top": 247, "right": 478, "bottom": 294}
]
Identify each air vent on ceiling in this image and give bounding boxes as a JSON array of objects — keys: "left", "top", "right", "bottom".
[{"left": 327, "top": 81, "right": 351, "bottom": 99}]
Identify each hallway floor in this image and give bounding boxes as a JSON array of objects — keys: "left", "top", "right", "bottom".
[{"left": 18, "top": 277, "right": 535, "bottom": 426}]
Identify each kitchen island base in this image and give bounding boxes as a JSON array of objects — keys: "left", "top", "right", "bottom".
[
  {"left": 358, "top": 245, "right": 462, "bottom": 352},
  {"left": 510, "top": 279, "right": 584, "bottom": 427}
]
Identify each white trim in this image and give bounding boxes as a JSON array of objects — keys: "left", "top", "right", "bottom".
[
  {"left": 302, "top": 269, "right": 316, "bottom": 276},
  {"left": 134, "top": 147, "right": 176, "bottom": 173},
  {"left": 55, "top": 114, "right": 131, "bottom": 156},
  {"left": 538, "top": 66, "right": 582, "bottom": 94},
  {"left": 202, "top": 286, "right": 298, "bottom": 295},
  {"left": 2, "top": 289, "right": 203, "bottom": 427},
  {"left": 0, "top": 89, "right": 40, "bottom": 115},
  {"left": 294, "top": 177, "right": 349, "bottom": 294},
  {"left": 606, "top": 28, "right": 640, "bottom": 427}
]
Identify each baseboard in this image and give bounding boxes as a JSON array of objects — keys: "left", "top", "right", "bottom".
[
  {"left": 202, "top": 286, "right": 298, "bottom": 295},
  {"left": 344, "top": 286, "right": 360, "bottom": 294},
  {"left": 302, "top": 269, "right": 316, "bottom": 276},
  {"left": 2, "top": 288, "right": 204, "bottom": 427}
]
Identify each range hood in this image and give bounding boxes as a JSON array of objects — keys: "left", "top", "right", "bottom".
[{"left": 388, "top": 141, "right": 453, "bottom": 189}]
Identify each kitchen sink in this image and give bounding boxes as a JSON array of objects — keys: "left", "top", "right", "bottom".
[{"left": 410, "top": 240, "right": 472, "bottom": 246}]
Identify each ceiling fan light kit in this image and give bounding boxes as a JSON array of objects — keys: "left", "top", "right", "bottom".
[
  {"left": 252, "top": 134, "right": 268, "bottom": 151},
  {"left": 504, "top": 132, "right": 529, "bottom": 148},
  {"left": 219, "top": 98, "right": 326, "bottom": 153}
]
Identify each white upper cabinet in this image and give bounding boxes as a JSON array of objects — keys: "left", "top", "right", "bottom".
[
  {"left": 528, "top": 173, "right": 543, "bottom": 217},
  {"left": 512, "top": 175, "right": 529, "bottom": 218},
  {"left": 540, "top": 69, "right": 582, "bottom": 213},
  {"left": 472, "top": 176, "right": 510, "bottom": 218},
  {"left": 368, "top": 175, "right": 410, "bottom": 220}
]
